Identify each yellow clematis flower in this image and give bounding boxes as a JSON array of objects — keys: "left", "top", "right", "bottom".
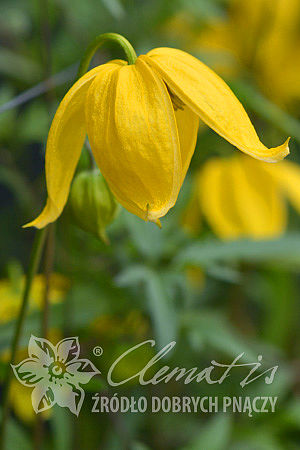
[
  {"left": 176, "top": 0, "right": 300, "bottom": 107},
  {"left": 25, "top": 46, "right": 289, "bottom": 228},
  {"left": 183, "top": 156, "right": 300, "bottom": 240}
]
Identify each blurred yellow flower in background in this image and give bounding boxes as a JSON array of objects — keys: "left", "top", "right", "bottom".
[
  {"left": 9, "top": 380, "right": 34, "bottom": 423},
  {"left": 171, "top": 0, "right": 300, "bottom": 107},
  {"left": 183, "top": 156, "right": 300, "bottom": 239},
  {"left": 24, "top": 45, "right": 289, "bottom": 230},
  {"left": 0, "top": 273, "right": 69, "bottom": 324},
  {"left": 0, "top": 275, "right": 68, "bottom": 422},
  {"left": 1, "top": 329, "right": 62, "bottom": 423}
]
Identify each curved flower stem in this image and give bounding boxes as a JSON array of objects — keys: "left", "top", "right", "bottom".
[
  {"left": 77, "top": 32, "right": 137, "bottom": 79},
  {"left": 0, "top": 228, "right": 47, "bottom": 450}
]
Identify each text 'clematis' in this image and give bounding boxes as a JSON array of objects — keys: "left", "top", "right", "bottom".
[{"left": 25, "top": 45, "right": 290, "bottom": 228}]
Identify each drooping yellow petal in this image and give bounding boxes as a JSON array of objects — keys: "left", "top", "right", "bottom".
[
  {"left": 173, "top": 105, "right": 199, "bottom": 182},
  {"left": 197, "top": 158, "right": 245, "bottom": 239},
  {"left": 24, "top": 61, "right": 125, "bottom": 229},
  {"left": 263, "top": 160, "right": 300, "bottom": 213},
  {"left": 142, "top": 48, "right": 289, "bottom": 162},
  {"left": 229, "top": 156, "right": 286, "bottom": 238},
  {"left": 85, "top": 57, "right": 182, "bottom": 221},
  {"left": 198, "top": 156, "right": 286, "bottom": 239}
]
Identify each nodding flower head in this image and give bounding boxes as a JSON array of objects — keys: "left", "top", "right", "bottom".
[{"left": 24, "top": 43, "right": 289, "bottom": 229}]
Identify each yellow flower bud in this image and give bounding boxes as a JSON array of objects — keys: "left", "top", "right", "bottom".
[{"left": 69, "top": 170, "right": 119, "bottom": 243}]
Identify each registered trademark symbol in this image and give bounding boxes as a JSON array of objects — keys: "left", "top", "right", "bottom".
[{"left": 93, "top": 346, "right": 103, "bottom": 356}]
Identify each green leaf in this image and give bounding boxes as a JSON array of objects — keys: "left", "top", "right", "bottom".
[
  {"left": 123, "top": 211, "right": 164, "bottom": 260},
  {"left": 116, "top": 265, "right": 148, "bottom": 286},
  {"left": 131, "top": 443, "right": 151, "bottom": 450},
  {"left": 145, "top": 270, "right": 177, "bottom": 349},
  {"left": 231, "top": 431, "right": 283, "bottom": 450},
  {"left": 52, "top": 405, "right": 73, "bottom": 450},
  {"left": 117, "top": 266, "right": 177, "bottom": 348},
  {"left": 260, "top": 269, "right": 296, "bottom": 348},
  {"left": 281, "top": 399, "right": 300, "bottom": 429},
  {"left": 18, "top": 102, "right": 50, "bottom": 142},
  {"left": 182, "top": 311, "right": 258, "bottom": 361},
  {"left": 183, "top": 414, "right": 232, "bottom": 450},
  {"left": 0, "top": 166, "right": 35, "bottom": 212},
  {"left": 0, "top": 86, "right": 16, "bottom": 139},
  {"left": 206, "top": 265, "right": 241, "bottom": 284},
  {"left": 0, "top": 414, "right": 31, "bottom": 450},
  {"left": 0, "top": 47, "right": 41, "bottom": 83},
  {"left": 245, "top": 362, "right": 291, "bottom": 399},
  {"left": 176, "top": 235, "right": 300, "bottom": 269},
  {"left": 0, "top": 5, "right": 31, "bottom": 37},
  {"left": 101, "top": 0, "right": 125, "bottom": 19}
]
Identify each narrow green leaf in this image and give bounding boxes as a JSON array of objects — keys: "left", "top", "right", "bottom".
[
  {"left": 183, "top": 414, "right": 232, "bottom": 450},
  {"left": 176, "top": 235, "right": 300, "bottom": 269},
  {"left": 117, "top": 266, "right": 177, "bottom": 348},
  {"left": 52, "top": 406, "right": 73, "bottom": 450}
]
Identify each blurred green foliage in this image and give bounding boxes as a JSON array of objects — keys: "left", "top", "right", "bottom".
[{"left": 1, "top": 0, "right": 300, "bottom": 449}]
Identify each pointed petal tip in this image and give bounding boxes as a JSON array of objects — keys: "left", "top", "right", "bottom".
[
  {"left": 154, "top": 218, "right": 162, "bottom": 229},
  {"left": 143, "top": 51, "right": 291, "bottom": 166},
  {"left": 22, "top": 221, "right": 37, "bottom": 229},
  {"left": 285, "top": 136, "right": 291, "bottom": 153},
  {"left": 22, "top": 199, "right": 60, "bottom": 230},
  {"left": 281, "top": 136, "right": 290, "bottom": 153},
  {"left": 250, "top": 137, "right": 290, "bottom": 163},
  {"left": 99, "top": 229, "right": 110, "bottom": 245},
  {"left": 268, "top": 137, "right": 290, "bottom": 163},
  {"left": 22, "top": 219, "right": 45, "bottom": 229},
  {"left": 144, "top": 204, "right": 163, "bottom": 228},
  {"left": 142, "top": 205, "right": 162, "bottom": 228}
]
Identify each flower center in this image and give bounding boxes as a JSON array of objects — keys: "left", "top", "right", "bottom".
[{"left": 48, "top": 361, "right": 66, "bottom": 380}]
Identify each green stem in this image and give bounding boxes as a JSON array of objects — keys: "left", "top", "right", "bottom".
[
  {"left": 0, "top": 228, "right": 47, "bottom": 450},
  {"left": 77, "top": 32, "right": 137, "bottom": 79},
  {"left": 41, "top": 223, "right": 55, "bottom": 339}
]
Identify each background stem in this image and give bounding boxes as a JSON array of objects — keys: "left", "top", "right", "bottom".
[
  {"left": 0, "top": 228, "right": 47, "bottom": 450},
  {"left": 41, "top": 223, "right": 55, "bottom": 339}
]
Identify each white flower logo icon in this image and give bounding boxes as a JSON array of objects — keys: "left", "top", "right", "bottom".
[{"left": 12, "top": 335, "right": 100, "bottom": 416}]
